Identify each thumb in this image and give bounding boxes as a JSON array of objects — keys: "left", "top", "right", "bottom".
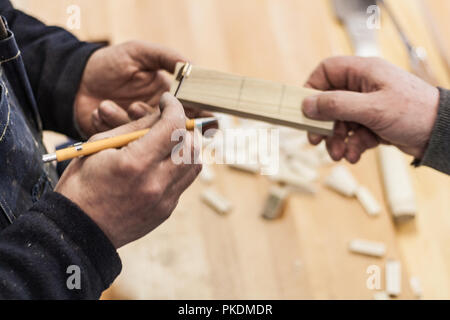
[
  {"left": 302, "top": 91, "right": 373, "bottom": 125},
  {"left": 132, "top": 42, "right": 186, "bottom": 73}
]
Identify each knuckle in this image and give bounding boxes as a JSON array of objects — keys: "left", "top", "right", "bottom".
[
  {"left": 116, "top": 155, "right": 142, "bottom": 176},
  {"left": 122, "top": 40, "right": 144, "bottom": 52},
  {"left": 322, "top": 95, "right": 340, "bottom": 112},
  {"left": 145, "top": 182, "right": 164, "bottom": 202},
  {"left": 126, "top": 64, "right": 139, "bottom": 75}
]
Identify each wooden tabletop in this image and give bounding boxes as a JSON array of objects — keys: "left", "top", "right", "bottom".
[{"left": 14, "top": 0, "right": 450, "bottom": 299}]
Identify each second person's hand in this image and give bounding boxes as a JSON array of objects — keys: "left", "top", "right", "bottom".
[{"left": 302, "top": 56, "right": 440, "bottom": 163}]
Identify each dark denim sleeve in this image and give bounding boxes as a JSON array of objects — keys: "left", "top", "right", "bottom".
[
  {"left": 0, "top": 191, "right": 122, "bottom": 299},
  {"left": 414, "top": 88, "right": 450, "bottom": 175},
  {"left": 0, "top": 0, "right": 102, "bottom": 139}
]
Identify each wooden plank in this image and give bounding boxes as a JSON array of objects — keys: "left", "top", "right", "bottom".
[{"left": 171, "top": 63, "right": 334, "bottom": 135}]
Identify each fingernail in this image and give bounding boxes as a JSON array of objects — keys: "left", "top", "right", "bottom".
[
  {"left": 302, "top": 96, "right": 319, "bottom": 118},
  {"left": 331, "top": 144, "right": 343, "bottom": 160},
  {"left": 100, "top": 101, "right": 116, "bottom": 114},
  {"left": 308, "top": 133, "right": 323, "bottom": 145},
  {"left": 346, "top": 151, "right": 359, "bottom": 164},
  {"left": 130, "top": 102, "right": 148, "bottom": 118}
]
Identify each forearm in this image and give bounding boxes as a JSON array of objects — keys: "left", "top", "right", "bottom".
[
  {"left": 416, "top": 88, "right": 450, "bottom": 175},
  {"left": 0, "top": 2, "right": 102, "bottom": 138},
  {"left": 0, "top": 192, "right": 121, "bottom": 300}
]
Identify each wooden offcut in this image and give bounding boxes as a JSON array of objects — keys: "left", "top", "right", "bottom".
[{"left": 171, "top": 63, "right": 334, "bottom": 136}]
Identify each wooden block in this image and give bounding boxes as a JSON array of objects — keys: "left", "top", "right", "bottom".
[
  {"left": 287, "top": 150, "right": 322, "bottom": 169},
  {"left": 373, "top": 291, "right": 390, "bottom": 300},
  {"left": 409, "top": 277, "right": 423, "bottom": 299},
  {"left": 280, "top": 135, "right": 308, "bottom": 154},
  {"left": 349, "top": 239, "right": 386, "bottom": 258},
  {"left": 325, "top": 165, "right": 358, "bottom": 197},
  {"left": 378, "top": 146, "right": 416, "bottom": 223},
  {"left": 356, "top": 186, "right": 381, "bottom": 216},
  {"left": 288, "top": 160, "right": 318, "bottom": 182},
  {"left": 385, "top": 259, "right": 402, "bottom": 297},
  {"left": 201, "top": 189, "right": 232, "bottom": 215},
  {"left": 171, "top": 63, "right": 334, "bottom": 136},
  {"left": 314, "top": 142, "right": 334, "bottom": 166},
  {"left": 261, "top": 186, "right": 290, "bottom": 220},
  {"left": 270, "top": 167, "right": 317, "bottom": 194},
  {"left": 314, "top": 142, "right": 328, "bottom": 158},
  {"left": 279, "top": 127, "right": 308, "bottom": 143}
]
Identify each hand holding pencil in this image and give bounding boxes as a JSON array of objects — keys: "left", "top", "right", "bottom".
[
  {"left": 55, "top": 93, "right": 205, "bottom": 248},
  {"left": 45, "top": 62, "right": 217, "bottom": 163},
  {"left": 43, "top": 117, "right": 217, "bottom": 163}
]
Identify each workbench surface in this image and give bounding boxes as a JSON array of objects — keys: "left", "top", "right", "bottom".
[{"left": 15, "top": 0, "right": 450, "bottom": 299}]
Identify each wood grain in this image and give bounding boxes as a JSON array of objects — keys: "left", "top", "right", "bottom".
[{"left": 171, "top": 63, "right": 334, "bottom": 135}]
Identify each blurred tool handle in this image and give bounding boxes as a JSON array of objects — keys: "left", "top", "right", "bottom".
[
  {"left": 418, "top": 0, "right": 450, "bottom": 82},
  {"left": 332, "top": 0, "right": 380, "bottom": 57},
  {"left": 378, "top": 0, "right": 439, "bottom": 86},
  {"left": 344, "top": 15, "right": 380, "bottom": 57}
]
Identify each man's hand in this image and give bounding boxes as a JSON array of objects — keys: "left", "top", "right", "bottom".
[
  {"left": 302, "top": 56, "right": 440, "bottom": 163},
  {"left": 56, "top": 93, "right": 202, "bottom": 248},
  {"left": 74, "top": 41, "right": 211, "bottom": 137}
]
